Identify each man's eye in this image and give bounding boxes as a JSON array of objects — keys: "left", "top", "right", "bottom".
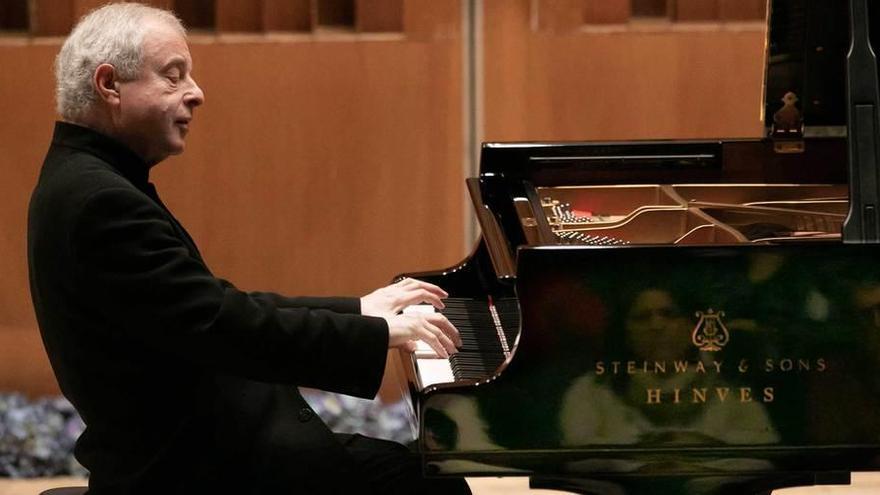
[{"left": 166, "top": 73, "right": 180, "bottom": 83}]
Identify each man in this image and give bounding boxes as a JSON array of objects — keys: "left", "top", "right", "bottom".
[{"left": 27, "top": 3, "right": 468, "bottom": 494}]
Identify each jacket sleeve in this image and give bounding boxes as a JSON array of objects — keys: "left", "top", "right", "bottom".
[
  {"left": 217, "top": 279, "right": 362, "bottom": 314},
  {"left": 70, "top": 187, "right": 387, "bottom": 398}
]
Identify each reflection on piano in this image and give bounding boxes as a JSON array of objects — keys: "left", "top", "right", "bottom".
[{"left": 393, "top": 1, "right": 880, "bottom": 493}]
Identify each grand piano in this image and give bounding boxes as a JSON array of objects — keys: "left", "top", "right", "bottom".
[{"left": 394, "top": 0, "right": 880, "bottom": 493}]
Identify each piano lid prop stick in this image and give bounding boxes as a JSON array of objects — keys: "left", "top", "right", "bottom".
[{"left": 843, "top": 0, "right": 880, "bottom": 243}]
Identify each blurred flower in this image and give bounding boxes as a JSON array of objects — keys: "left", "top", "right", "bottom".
[
  {"left": 301, "top": 389, "right": 414, "bottom": 444},
  {"left": 0, "top": 393, "right": 87, "bottom": 478},
  {"left": 0, "top": 389, "right": 414, "bottom": 478}
]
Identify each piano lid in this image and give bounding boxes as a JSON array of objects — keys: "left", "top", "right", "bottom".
[
  {"left": 478, "top": 0, "right": 861, "bottom": 184},
  {"left": 764, "top": 0, "right": 849, "bottom": 134}
]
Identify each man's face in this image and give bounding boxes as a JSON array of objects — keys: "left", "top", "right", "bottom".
[
  {"left": 114, "top": 20, "right": 204, "bottom": 165},
  {"left": 626, "top": 289, "right": 690, "bottom": 360}
]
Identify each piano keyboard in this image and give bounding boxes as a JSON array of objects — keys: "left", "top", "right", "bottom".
[{"left": 405, "top": 297, "right": 519, "bottom": 389}]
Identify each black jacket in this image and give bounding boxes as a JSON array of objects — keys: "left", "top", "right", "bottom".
[{"left": 27, "top": 122, "right": 390, "bottom": 494}]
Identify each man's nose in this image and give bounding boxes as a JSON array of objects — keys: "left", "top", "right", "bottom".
[{"left": 185, "top": 77, "right": 205, "bottom": 107}]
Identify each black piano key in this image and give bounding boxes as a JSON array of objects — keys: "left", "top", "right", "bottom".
[
  {"left": 426, "top": 297, "right": 520, "bottom": 381},
  {"left": 449, "top": 351, "right": 506, "bottom": 380}
]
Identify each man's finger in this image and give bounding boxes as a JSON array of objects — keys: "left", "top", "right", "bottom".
[
  {"left": 407, "top": 279, "right": 448, "bottom": 298},
  {"left": 400, "top": 288, "right": 444, "bottom": 310},
  {"left": 417, "top": 328, "right": 449, "bottom": 359},
  {"left": 423, "top": 320, "right": 457, "bottom": 355},
  {"left": 398, "top": 277, "right": 447, "bottom": 296},
  {"left": 426, "top": 313, "right": 462, "bottom": 347}
]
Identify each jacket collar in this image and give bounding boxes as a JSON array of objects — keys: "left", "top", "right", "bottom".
[{"left": 51, "top": 121, "right": 151, "bottom": 187}]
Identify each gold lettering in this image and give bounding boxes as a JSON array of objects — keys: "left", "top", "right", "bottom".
[
  {"left": 643, "top": 361, "right": 649, "bottom": 373},
  {"left": 780, "top": 359, "right": 793, "bottom": 371},
  {"left": 611, "top": 361, "right": 621, "bottom": 374},
  {"left": 646, "top": 389, "right": 662, "bottom": 404},
  {"left": 654, "top": 361, "right": 666, "bottom": 374},
  {"left": 712, "top": 361, "right": 723, "bottom": 373},
  {"left": 798, "top": 359, "right": 811, "bottom": 371},
  {"left": 817, "top": 358, "right": 827, "bottom": 372},
  {"left": 763, "top": 387, "right": 775, "bottom": 402},
  {"left": 740, "top": 387, "right": 753, "bottom": 402},
  {"left": 627, "top": 361, "right": 637, "bottom": 374},
  {"left": 673, "top": 388, "right": 681, "bottom": 404},
  {"left": 764, "top": 359, "right": 774, "bottom": 372},
  {"left": 595, "top": 361, "right": 605, "bottom": 375},
  {"left": 695, "top": 361, "right": 706, "bottom": 373},
  {"left": 674, "top": 361, "right": 689, "bottom": 373},
  {"left": 738, "top": 359, "right": 749, "bottom": 373},
  {"left": 715, "top": 387, "right": 730, "bottom": 402},
  {"left": 692, "top": 388, "right": 707, "bottom": 403}
]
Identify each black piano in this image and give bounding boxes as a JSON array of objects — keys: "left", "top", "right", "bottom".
[{"left": 394, "top": 1, "right": 880, "bottom": 493}]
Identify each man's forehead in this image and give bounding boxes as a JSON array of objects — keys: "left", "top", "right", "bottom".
[{"left": 142, "top": 20, "right": 192, "bottom": 67}]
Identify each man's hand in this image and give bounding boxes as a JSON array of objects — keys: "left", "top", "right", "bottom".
[
  {"left": 385, "top": 312, "right": 461, "bottom": 359},
  {"left": 361, "top": 278, "right": 461, "bottom": 357},
  {"left": 361, "top": 278, "right": 448, "bottom": 318}
]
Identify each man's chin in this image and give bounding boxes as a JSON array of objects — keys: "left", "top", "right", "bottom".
[
  {"left": 147, "top": 145, "right": 185, "bottom": 166},
  {"left": 167, "top": 140, "right": 186, "bottom": 156}
]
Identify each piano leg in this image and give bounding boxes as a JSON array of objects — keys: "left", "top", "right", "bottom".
[{"left": 528, "top": 471, "right": 851, "bottom": 495}]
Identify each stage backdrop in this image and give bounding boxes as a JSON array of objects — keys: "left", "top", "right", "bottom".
[{"left": 0, "top": 0, "right": 766, "bottom": 399}]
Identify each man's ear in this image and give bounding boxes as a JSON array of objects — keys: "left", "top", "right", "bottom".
[{"left": 93, "top": 64, "right": 120, "bottom": 105}]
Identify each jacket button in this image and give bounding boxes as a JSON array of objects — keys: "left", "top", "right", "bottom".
[{"left": 298, "top": 407, "right": 315, "bottom": 423}]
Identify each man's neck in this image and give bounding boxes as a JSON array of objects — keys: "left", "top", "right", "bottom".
[{"left": 66, "top": 113, "right": 159, "bottom": 167}]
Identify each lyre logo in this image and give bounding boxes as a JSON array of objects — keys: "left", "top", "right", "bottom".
[{"left": 692, "top": 309, "right": 730, "bottom": 352}]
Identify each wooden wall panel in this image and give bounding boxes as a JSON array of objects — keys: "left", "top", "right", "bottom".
[
  {"left": 29, "top": 0, "right": 73, "bottom": 36},
  {"left": 0, "top": 1, "right": 464, "bottom": 398},
  {"left": 631, "top": 0, "right": 669, "bottom": 18},
  {"left": 583, "top": 0, "right": 630, "bottom": 24},
  {"left": 215, "top": 0, "right": 261, "bottom": 32},
  {"left": 174, "top": 0, "right": 215, "bottom": 30},
  {"left": 263, "top": 0, "right": 311, "bottom": 32},
  {"left": 535, "top": 0, "right": 585, "bottom": 32},
  {"left": 356, "top": 0, "right": 403, "bottom": 32},
  {"left": 315, "top": 0, "right": 354, "bottom": 28},
  {"left": 403, "top": 0, "right": 460, "bottom": 41},
  {"left": 0, "top": 0, "right": 29, "bottom": 31},
  {"left": 719, "top": 0, "right": 766, "bottom": 21},
  {"left": 73, "top": 0, "right": 110, "bottom": 21},
  {"left": 139, "top": 0, "right": 174, "bottom": 9},
  {"left": 158, "top": 38, "right": 465, "bottom": 297},
  {"left": 674, "top": 0, "right": 718, "bottom": 21},
  {"left": 483, "top": 0, "right": 768, "bottom": 142},
  {"left": 0, "top": 43, "right": 67, "bottom": 396}
]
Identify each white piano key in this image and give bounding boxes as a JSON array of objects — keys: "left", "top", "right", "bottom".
[
  {"left": 403, "top": 304, "right": 436, "bottom": 314},
  {"left": 416, "top": 357, "right": 454, "bottom": 389},
  {"left": 414, "top": 339, "right": 441, "bottom": 358}
]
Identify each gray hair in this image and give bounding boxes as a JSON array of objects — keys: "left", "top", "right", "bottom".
[{"left": 55, "top": 2, "right": 185, "bottom": 121}]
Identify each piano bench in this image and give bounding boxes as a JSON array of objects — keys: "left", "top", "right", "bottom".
[{"left": 39, "top": 487, "right": 88, "bottom": 495}]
